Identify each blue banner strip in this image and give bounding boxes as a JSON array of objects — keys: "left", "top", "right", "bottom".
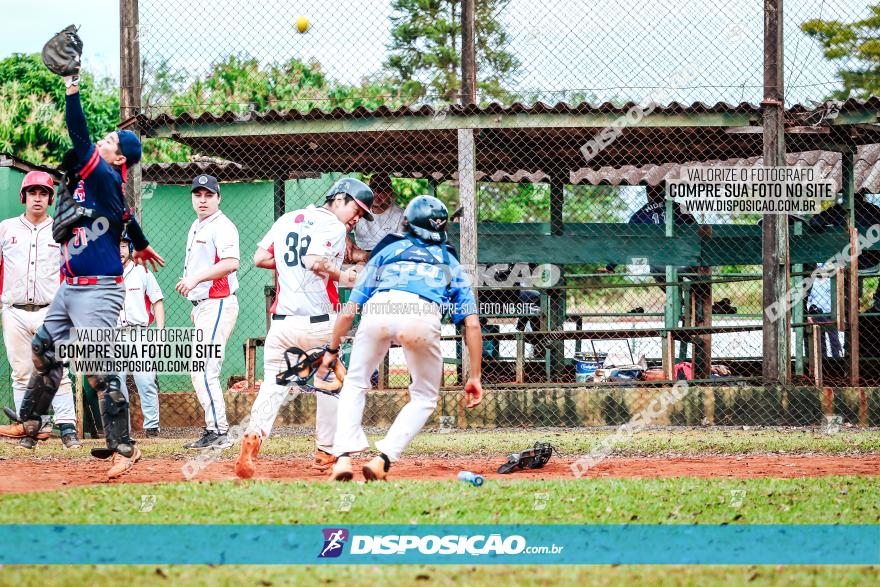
[{"left": 0, "top": 525, "right": 877, "bottom": 565}]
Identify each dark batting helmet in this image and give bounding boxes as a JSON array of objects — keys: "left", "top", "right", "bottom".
[
  {"left": 20, "top": 171, "right": 55, "bottom": 205},
  {"left": 325, "top": 177, "right": 374, "bottom": 221},
  {"left": 404, "top": 195, "right": 449, "bottom": 242}
]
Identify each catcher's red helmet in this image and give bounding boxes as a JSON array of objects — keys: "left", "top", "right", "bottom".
[{"left": 19, "top": 171, "right": 55, "bottom": 205}]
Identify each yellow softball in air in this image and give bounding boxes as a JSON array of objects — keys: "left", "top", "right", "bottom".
[{"left": 296, "top": 16, "right": 310, "bottom": 34}]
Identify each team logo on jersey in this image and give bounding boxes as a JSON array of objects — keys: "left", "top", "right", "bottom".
[
  {"left": 295, "top": 214, "right": 305, "bottom": 223},
  {"left": 9, "top": 236, "right": 16, "bottom": 245},
  {"left": 73, "top": 180, "right": 86, "bottom": 203}
]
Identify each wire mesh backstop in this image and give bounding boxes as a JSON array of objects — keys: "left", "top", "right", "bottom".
[{"left": 3, "top": 0, "right": 880, "bottom": 431}]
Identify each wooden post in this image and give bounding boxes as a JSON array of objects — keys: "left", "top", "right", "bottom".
[
  {"left": 75, "top": 373, "right": 84, "bottom": 438},
  {"left": 458, "top": 129, "right": 478, "bottom": 381},
  {"left": 378, "top": 355, "right": 388, "bottom": 390},
  {"left": 811, "top": 324, "right": 823, "bottom": 389},
  {"left": 273, "top": 178, "right": 285, "bottom": 220},
  {"left": 548, "top": 176, "right": 566, "bottom": 381},
  {"left": 793, "top": 219, "right": 805, "bottom": 375},
  {"left": 663, "top": 185, "right": 680, "bottom": 377},
  {"left": 120, "top": 0, "right": 142, "bottom": 213},
  {"left": 842, "top": 150, "right": 859, "bottom": 387},
  {"left": 516, "top": 332, "right": 525, "bottom": 384},
  {"left": 761, "top": 0, "right": 790, "bottom": 385},
  {"left": 664, "top": 332, "right": 675, "bottom": 380},
  {"left": 460, "top": 0, "right": 477, "bottom": 106},
  {"left": 692, "top": 271, "right": 713, "bottom": 378}
]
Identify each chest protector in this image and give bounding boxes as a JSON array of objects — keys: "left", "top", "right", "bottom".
[{"left": 52, "top": 150, "right": 98, "bottom": 244}]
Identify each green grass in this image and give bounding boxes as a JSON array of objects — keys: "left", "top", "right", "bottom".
[
  {"left": 3, "top": 428, "right": 878, "bottom": 460},
  {"left": 1, "top": 477, "right": 877, "bottom": 525},
  {"left": 3, "top": 428, "right": 877, "bottom": 584},
  {"left": 1, "top": 564, "right": 878, "bottom": 587}
]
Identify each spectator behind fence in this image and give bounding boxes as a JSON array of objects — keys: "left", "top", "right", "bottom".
[
  {"left": 598, "top": 188, "right": 696, "bottom": 313},
  {"left": 806, "top": 262, "right": 843, "bottom": 359},
  {"left": 346, "top": 173, "right": 405, "bottom": 263},
  {"left": 809, "top": 190, "right": 880, "bottom": 313},
  {"left": 598, "top": 188, "right": 696, "bottom": 280}
]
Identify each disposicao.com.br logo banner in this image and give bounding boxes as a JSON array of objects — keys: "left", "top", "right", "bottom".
[
  {"left": 0, "top": 525, "right": 876, "bottom": 564},
  {"left": 321, "top": 528, "right": 563, "bottom": 559}
]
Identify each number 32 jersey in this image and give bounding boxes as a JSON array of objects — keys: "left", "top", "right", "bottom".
[{"left": 258, "top": 205, "right": 346, "bottom": 316}]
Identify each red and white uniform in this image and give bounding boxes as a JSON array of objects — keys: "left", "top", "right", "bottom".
[
  {"left": 0, "top": 215, "right": 75, "bottom": 425},
  {"left": 184, "top": 210, "right": 240, "bottom": 434},
  {"left": 248, "top": 205, "right": 346, "bottom": 451},
  {"left": 183, "top": 210, "right": 240, "bottom": 301},
  {"left": 118, "top": 263, "right": 164, "bottom": 327}
]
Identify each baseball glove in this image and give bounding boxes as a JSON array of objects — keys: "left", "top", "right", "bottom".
[
  {"left": 497, "top": 442, "right": 555, "bottom": 474},
  {"left": 42, "top": 25, "right": 83, "bottom": 76}
]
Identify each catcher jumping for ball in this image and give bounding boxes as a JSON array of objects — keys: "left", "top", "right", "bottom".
[{"left": 0, "top": 26, "right": 165, "bottom": 479}]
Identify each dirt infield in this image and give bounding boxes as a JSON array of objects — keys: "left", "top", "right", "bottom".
[{"left": 1, "top": 455, "right": 878, "bottom": 493}]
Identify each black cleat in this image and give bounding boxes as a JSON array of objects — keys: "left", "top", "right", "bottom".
[
  {"left": 184, "top": 429, "right": 215, "bottom": 449},
  {"left": 185, "top": 430, "right": 232, "bottom": 450},
  {"left": 61, "top": 432, "right": 83, "bottom": 449},
  {"left": 18, "top": 436, "right": 37, "bottom": 450}
]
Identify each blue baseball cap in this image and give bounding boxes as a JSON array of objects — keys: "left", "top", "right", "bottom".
[
  {"left": 191, "top": 174, "right": 220, "bottom": 194},
  {"left": 116, "top": 130, "right": 142, "bottom": 167}
]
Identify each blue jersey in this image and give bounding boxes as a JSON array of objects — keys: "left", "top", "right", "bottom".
[
  {"left": 62, "top": 93, "right": 128, "bottom": 277},
  {"left": 349, "top": 234, "right": 477, "bottom": 324}
]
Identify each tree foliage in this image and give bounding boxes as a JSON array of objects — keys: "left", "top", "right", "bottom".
[
  {"left": 385, "top": 0, "right": 520, "bottom": 103},
  {"left": 802, "top": 4, "right": 880, "bottom": 100},
  {"left": 0, "top": 53, "right": 119, "bottom": 165}
]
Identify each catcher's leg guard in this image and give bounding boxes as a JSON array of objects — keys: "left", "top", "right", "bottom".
[
  {"left": 91, "top": 374, "right": 135, "bottom": 458},
  {"left": 13, "top": 327, "right": 63, "bottom": 435}
]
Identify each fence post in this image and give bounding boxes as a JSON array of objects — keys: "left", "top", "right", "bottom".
[
  {"left": 120, "top": 0, "right": 142, "bottom": 214},
  {"left": 460, "top": 0, "right": 476, "bottom": 106},
  {"left": 761, "top": 0, "right": 790, "bottom": 385},
  {"left": 458, "top": 129, "right": 478, "bottom": 383},
  {"left": 548, "top": 175, "right": 566, "bottom": 381}
]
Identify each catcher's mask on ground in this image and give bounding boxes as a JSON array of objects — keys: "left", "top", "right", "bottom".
[{"left": 276, "top": 346, "right": 346, "bottom": 396}]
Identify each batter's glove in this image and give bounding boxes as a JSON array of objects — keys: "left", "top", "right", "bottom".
[
  {"left": 276, "top": 346, "right": 346, "bottom": 396},
  {"left": 42, "top": 25, "right": 83, "bottom": 77}
]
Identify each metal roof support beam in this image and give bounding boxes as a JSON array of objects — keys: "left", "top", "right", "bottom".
[{"left": 146, "top": 111, "right": 758, "bottom": 139}]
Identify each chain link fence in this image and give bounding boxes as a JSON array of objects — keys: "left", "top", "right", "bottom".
[{"left": 3, "top": 0, "right": 880, "bottom": 433}]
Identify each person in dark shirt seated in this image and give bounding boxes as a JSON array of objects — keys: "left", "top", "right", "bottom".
[{"left": 598, "top": 190, "right": 697, "bottom": 314}]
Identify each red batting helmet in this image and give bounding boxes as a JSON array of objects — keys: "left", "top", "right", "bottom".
[{"left": 19, "top": 171, "right": 55, "bottom": 205}]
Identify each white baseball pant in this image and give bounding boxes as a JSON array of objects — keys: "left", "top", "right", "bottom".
[
  {"left": 190, "top": 295, "right": 238, "bottom": 434},
  {"left": 332, "top": 290, "right": 442, "bottom": 461},
  {"left": 247, "top": 315, "right": 337, "bottom": 451},
  {"left": 2, "top": 306, "right": 76, "bottom": 425}
]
